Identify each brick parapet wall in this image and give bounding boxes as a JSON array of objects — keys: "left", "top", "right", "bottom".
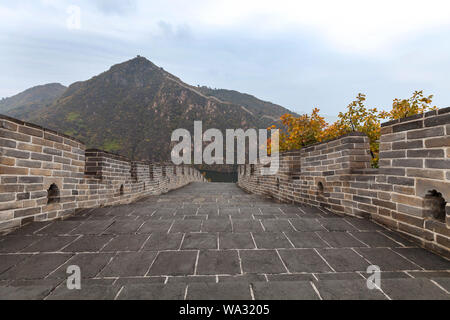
[
  {"left": 238, "top": 109, "right": 450, "bottom": 257},
  {"left": 0, "top": 115, "right": 206, "bottom": 233}
]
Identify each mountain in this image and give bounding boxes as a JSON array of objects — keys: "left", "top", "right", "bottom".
[
  {"left": 0, "top": 83, "right": 66, "bottom": 116},
  {"left": 197, "top": 86, "right": 295, "bottom": 122},
  {"left": 3, "top": 57, "right": 295, "bottom": 162}
]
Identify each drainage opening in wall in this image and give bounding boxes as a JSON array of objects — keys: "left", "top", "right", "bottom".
[
  {"left": 276, "top": 178, "right": 280, "bottom": 190},
  {"left": 317, "top": 182, "right": 324, "bottom": 193},
  {"left": 47, "top": 183, "right": 60, "bottom": 204},
  {"left": 423, "top": 190, "right": 446, "bottom": 222},
  {"left": 120, "top": 185, "right": 124, "bottom": 196},
  {"left": 149, "top": 166, "right": 154, "bottom": 180}
]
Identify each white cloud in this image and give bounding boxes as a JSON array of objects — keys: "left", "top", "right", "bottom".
[
  {"left": 194, "top": 0, "right": 450, "bottom": 53},
  {"left": 4, "top": 0, "right": 450, "bottom": 53}
]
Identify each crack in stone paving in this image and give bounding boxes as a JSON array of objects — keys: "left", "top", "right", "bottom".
[{"left": 0, "top": 182, "right": 449, "bottom": 300}]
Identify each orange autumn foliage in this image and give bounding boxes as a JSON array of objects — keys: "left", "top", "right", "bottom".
[{"left": 271, "top": 91, "right": 437, "bottom": 168}]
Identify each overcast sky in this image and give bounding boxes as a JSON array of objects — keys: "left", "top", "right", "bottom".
[{"left": 1, "top": 0, "right": 450, "bottom": 119}]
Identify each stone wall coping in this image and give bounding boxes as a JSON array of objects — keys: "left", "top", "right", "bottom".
[
  {"left": 0, "top": 113, "right": 85, "bottom": 144},
  {"left": 380, "top": 106, "right": 450, "bottom": 127},
  {"left": 85, "top": 148, "right": 132, "bottom": 162}
]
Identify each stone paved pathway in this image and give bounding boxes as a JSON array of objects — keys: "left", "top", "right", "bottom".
[{"left": 0, "top": 183, "right": 449, "bottom": 300}]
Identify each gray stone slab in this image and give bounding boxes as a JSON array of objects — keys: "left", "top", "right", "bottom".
[
  {"left": 48, "top": 253, "right": 114, "bottom": 279},
  {"left": 252, "top": 232, "right": 293, "bottom": 249},
  {"left": 0, "top": 253, "right": 72, "bottom": 280},
  {"left": 260, "top": 208, "right": 282, "bottom": 214},
  {"left": 316, "top": 231, "right": 367, "bottom": 248},
  {"left": 267, "top": 274, "right": 315, "bottom": 282},
  {"left": 239, "top": 207, "right": 261, "bottom": 215},
  {"left": 187, "top": 282, "right": 252, "bottom": 300},
  {"left": 62, "top": 235, "right": 113, "bottom": 252},
  {"left": 103, "top": 221, "right": 144, "bottom": 234},
  {"left": 281, "top": 207, "right": 303, "bottom": 214},
  {"left": 0, "top": 254, "right": 31, "bottom": 274},
  {"left": 184, "top": 215, "right": 207, "bottom": 220},
  {"left": 175, "top": 208, "right": 198, "bottom": 215},
  {"left": 433, "top": 278, "right": 450, "bottom": 292},
  {"left": 219, "top": 208, "right": 240, "bottom": 215},
  {"left": 0, "top": 285, "right": 55, "bottom": 300},
  {"left": 219, "top": 233, "right": 255, "bottom": 249},
  {"left": 137, "top": 220, "right": 173, "bottom": 233},
  {"left": 36, "top": 221, "right": 83, "bottom": 235},
  {"left": 219, "top": 274, "right": 266, "bottom": 283},
  {"left": 318, "top": 248, "right": 370, "bottom": 272},
  {"left": 393, "top": 248, "right": 450, "bottom": 270},
  {"left": 143, "top": 233, "right": 183, "bottom": 251},
  {"left": 252, "top": 281, "right": 319, "bottom": 300},
  {"left": 408, "top": 271, "right": 450, "bottom": 279},
  {"left": 278, "top": 249, "right": 332, "bottom": 273},
  {"left": 100, "top": 251, "right": 158, "bottom": 277},
  {"left": 118, "top": 283, "right": 186, "bottom": 300},
  {"left": 300, "top": 207, "right": 323, "bottom": 215},
  {"left": 6, "top": 222, "right": 52, "bottom": 236},
  {"left": 344, "top": 218, "right": 385, "bottom": 231},
  {"left": 380, "top": 230, "right": 416, "bottom": 247},
  {"left": 232, "top": 219, "right": 264, "bottom": 232},
  {"left": 228, "top": 212, "right": 255, "bottom": 219},
  {"left": 197, "top": 250, "right": 241, "bottom": 275},
  {"left": 0, "top": 236, "right": 41, "bottom": 253},
  {"left": 284, "top": 231, "right": 328, "bottom": 248},
  {"left": 181, "top": 233, "right": 218, "bottom": 250},
  {"left": 170, "top": 220, "right": 202, "bottom": 233},
  {"left": 350, "top": 232, "right": 402, "bottom": 248},
  {"left": 315, "top": 279, "right": 387, "bottom": 300},
  {"left": 47, "top": 284, "right": 121, "bottom": 300},
  {"left": 148, "top": 251, "right": 198, "bottom": 276},
  {"left": 70, "top": 220, "right": 115, "bottom": 235},
  {"left": 318, "top": 218, "right": 357, "bottom": 231},
  {"left": 356, "top": 248, "right": 419, "bottom": 271},
  {"left": 289, "top": 219, "right": 326, "bottom": 232},
  {"left": 381, "top": 278, "right": 449, "bottom": 300},
  {"left": 114, "top": 277, "right": 166, "bottom": 285},
  {"left": 259, "top": 219, "right": 290, "bottom": 231},
  {"left": 314, "top": 272, "right": 364, "bottom": 281},
  {"left": 359, "top": 271, "right": 412, "bottom": 279},
  {"left": 202, "top": 220, "right": 232, "bottom": 232},
  {"left": 8, "top": 278, "right": 64, "bottom": 288},
  {"left": 240, "top": 250, "right": 286, "bottom": 274},
  {"left": 167, "top": 276, "right": 216, "bottom": 284},
  {"left": 101, "top": 234, "right": 149, "bottom": 252},
  {"left": 152, "top": 208, "right": 177, "bottom": 217},
  {"left": 22, "top": 236, "right": 78, "bottom": 253},
  {"left": 198, "top": 208, "right": 219, "bottom": 215}
]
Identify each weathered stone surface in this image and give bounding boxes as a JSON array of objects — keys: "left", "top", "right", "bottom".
[
  {"left": 315, "top": 279, "right": 387, "bottom": 300},
  {"left": 252, "top": 281, "right": 319, "bottom": 300},
  {"left": 186, "top": 282, "right": 252, "bottom": 300},
  {"left": 0, "top": 182, "right": 449, "bottom": 300}
]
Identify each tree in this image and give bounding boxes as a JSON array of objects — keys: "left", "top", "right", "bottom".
[
  {"left": 275, "top": 108, "right": 328, "bottom": 152},
  {"left": 322, "top": 93, "right": 381, "bottom": 167},
  {"left": 379, "top": 90, "right": 436, "bottom": 120},
  {"left": 272, "top": 91, "right": 436, "bottom": 168}
]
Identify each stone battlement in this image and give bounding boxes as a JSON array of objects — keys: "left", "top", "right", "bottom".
[
  {"left": 238, "top": 108, "right": 450, "bottom": 257},
  {"left": 0, "top": 115, "right": 206, "bottom": 232}
]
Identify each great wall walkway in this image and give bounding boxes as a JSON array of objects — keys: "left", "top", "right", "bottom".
[{"left": 0, "top": 182, "right": 449, "bottom": 300}]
